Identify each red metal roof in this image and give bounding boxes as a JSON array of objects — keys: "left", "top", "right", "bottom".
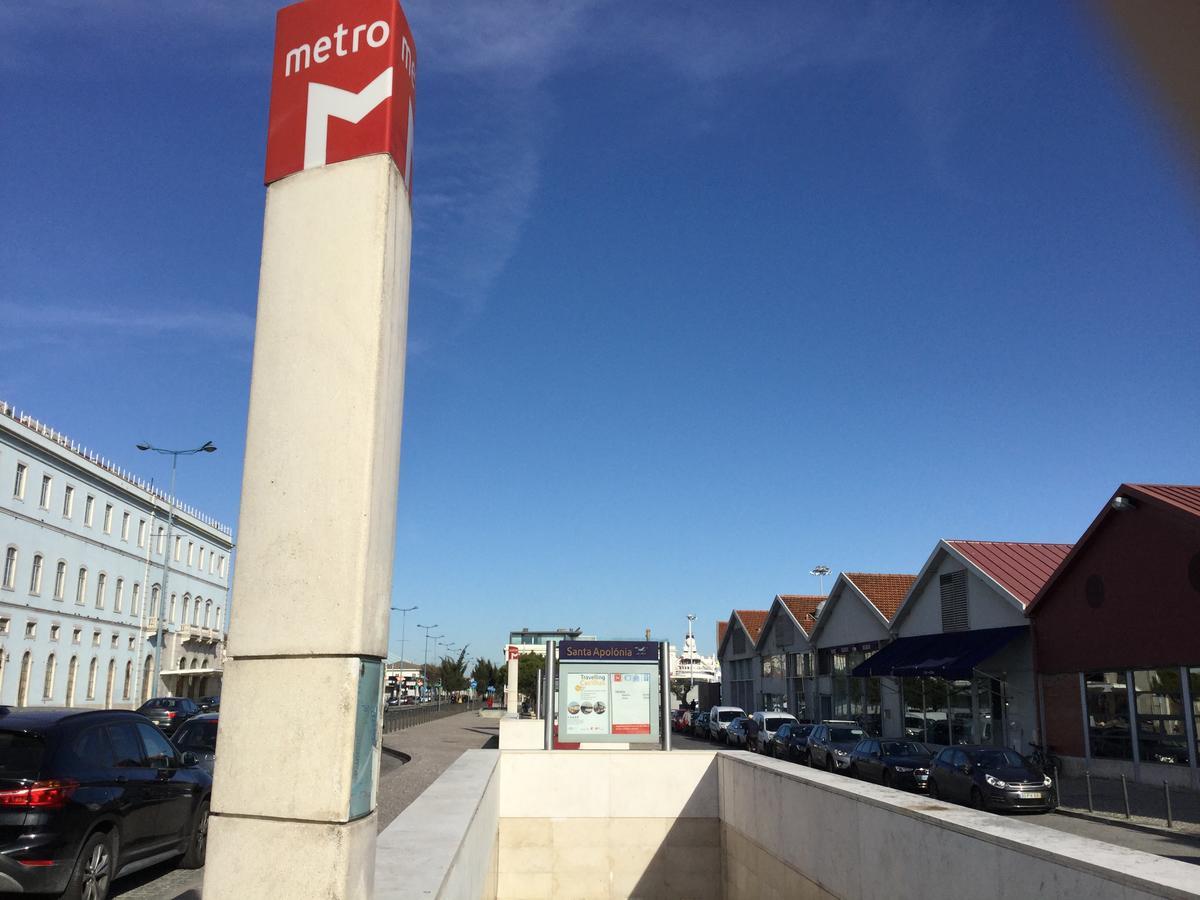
[
  {"left": 734, "top": 610, "right": 769, "bottom": 643},
  {"left": 716, "top": 620, "right": 728, "bottom": 648},
  {"left": 779, "top": 595, "right": 823, "bottom": 635},
  {"left": 843, "top": 573, "right": 915, "bottom": 622},
  {"left": 1126, "top": 484, "right": 1200, "bottom": 517},
  {"left": 945, "top": 540, "right": 1073, "bottom": 608}
]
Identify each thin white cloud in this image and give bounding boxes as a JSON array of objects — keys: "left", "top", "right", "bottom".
[{"left": 0, "top": 301, "right": 255, "bottom": 345}]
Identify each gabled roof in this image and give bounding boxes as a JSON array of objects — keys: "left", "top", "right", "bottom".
[
  {"left": 891, "top": 539, "right": 1071, "bottom": 629},
  {"left": 1027, "top": 483, "right": 1200, "bottom": 615},
  {"left": 779, "top": 595, "right": 823, "bottom": 636},
  {"left": 717, "top": 609, "right": 770, "bottom": 656},
  {"left": 808, "top": 572, "right": 915, "bottom": 643},
  {"left": 716, "top": 620, "right": 728, "bottom": 649}
]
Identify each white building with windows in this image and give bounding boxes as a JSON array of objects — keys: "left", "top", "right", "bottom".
[{"left": 0, "top": 402, "right": 232, "bottom": 708}]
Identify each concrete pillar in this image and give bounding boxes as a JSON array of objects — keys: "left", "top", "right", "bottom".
[{"left": 506, "top": 645, "right": 519, "bottom": 714}]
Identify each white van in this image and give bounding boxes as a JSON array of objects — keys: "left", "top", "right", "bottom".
[
  {"left": 708, "top": 706, "right": 746, "bottom": 743},
  {"left": 750, "top": 711, "right": 798, "bottom": 754}
]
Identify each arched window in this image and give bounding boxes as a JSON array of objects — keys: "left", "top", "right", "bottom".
[
  {"left": 114, "top": 578, "right": 124, "bottom": 613},
  {"left": 42, "top": 653, "right": 56, "bottom": 700},
  {"left": 201, "top": 659, "right": 211, "bottom": 670},
  {"left": 95, "top": 572, "right": 107, "bottom": 609},
  {"left": 156, "top": 525, "right": 165, "bottom": 554},
  {"left": 86, "top": 658, "right": 98, "bottom": 700},
  {"left": 168, "top": 594, "right": 176, "bottom": 623},
  {"left": 131, "top": 583, "right": 141, "bottom": 616},
  {"left": 123, "top": 661, "right": 132, "bottom": 699},
  {"left": 105, "top": 660, "right": 115, "bottom": 708},
  {"left": 204, "top": 600, "right": 212, "bottom": 629},
  {"left": 150, "top": 584, "right": 161, "bottom": 618},
  {"left": 29, "top": 554, "right": 43, "bottom": 595},
  {"left": 215, "top": 606, "right": 222, "bottom": 631},
  {"left": 66, "top": 657, "right": 78, "bottom": 707},
  {"left": 75, "top": 567, "right": 87, "bottom": 604},
  {"left": 193, "top": 597, "right": 202, "bottom": 626},
  {"left": 17, "top": 652, "right": 32, "bottom": 706},
  {"left": 191, "top": 657, "right": 200, "bottom": 670},
  {"left": 142, "top": 655, "right": 154, "bottom": 703},
  {"left": 54, "top": 561, "right": 67, "bottom": 600},
  {"left": 178, "top": 656, "right": 187, "bottom": 671},
  {"left": 2, "top": 546, "right": 17, "bottom": 590}
]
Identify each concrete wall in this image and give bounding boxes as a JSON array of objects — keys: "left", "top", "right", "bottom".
[
  {"left": 898, "top": 555, "right": 1026, "bottom": 636},
  {"left": 719, "top": 751, "right": 1200, "bottom": 900},
  {"left": 812, "top": 587, "right": 889, "bottom": 650},
  {"left": 498, "top": 750, "right": 720, "bottom": 899}
]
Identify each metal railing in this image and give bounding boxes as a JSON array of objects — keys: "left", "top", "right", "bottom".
[{"left": 382, "top": 701, "right": 465, "bottom": 735}]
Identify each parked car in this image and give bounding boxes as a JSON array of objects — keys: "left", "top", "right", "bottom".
[
  {"left": 0, "top": 707, "right": 211, "bottom": 900},
  {"left": 767, "top": 722, "right": 814, "bottom": 761},
  {"left": 725, "top": 717, "right": 752, "bottom": 748},
  {"left": 848, "top": 739, "right": 933, "bottom": 790},
  {"left": 691, "top": 712, "right": 710, "bottom": 738},
  {"left": 136, "top": 697, "right": 200, "bottom": 736},
  {"left": 749, "top": 711, "right": 797, "bottom": 754},
  {"left": 707, "top": 706, "right": 746, "bottom": 744},
  {"left": 170, "top": 713, "right": 219, "bottom": 776},
  {"left": 197, "top": 696, "right": 220, "bottom": 714},
  {"left": 806, "top": 721, "right": 869, "bottom": 772},
  {"left": 928, "top": 745, "right": 1055, "bottom": 813}
]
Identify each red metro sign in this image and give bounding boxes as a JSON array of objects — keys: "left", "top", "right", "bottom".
[{"left": 264, "top": 0, "right": 416, "bottom": 191}]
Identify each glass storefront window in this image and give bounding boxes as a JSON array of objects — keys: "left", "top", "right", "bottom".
[
  {"left": 1085, "top": 671, "right": 1132, "bottom": 760},
  {"left": 902, "top": 677, "right": 951, "bottom": 744},
  {"left": 1191, "top": 668, "right": 1200, "bottom": 767},
  {"left": 761, "top": 655, "right": 785, "bottom": 678},
  {"left": 1133, "top": 668, "right": 1188, "bottom": 766}
]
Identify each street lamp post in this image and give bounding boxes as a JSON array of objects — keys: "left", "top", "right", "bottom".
[
  {"left": 418, "top": 623, "right": 438, "bottom": 701},
  {"left": 686, "top": 613, "right": 697, "bottom": 701},
  {"left": 810, "top": 565, "right": 831, "bottom": 595},
  {"left": 136, "top": 440, "right": 217, "bottom": 699},
  {"left": 391, "top": 605, "right": 417, "bottom": 669}
]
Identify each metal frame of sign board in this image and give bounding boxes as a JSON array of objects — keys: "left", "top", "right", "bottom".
[{"left": 557, "top": 661, "right": 661, "bottom": 744}]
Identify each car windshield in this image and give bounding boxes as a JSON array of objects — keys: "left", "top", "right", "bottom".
[
  {"left": 718, "top": 710, "right": 743, "bottom": 722},
  {"left": 972, "top": 749, "right": 1026, "bottom": 769},
  {"left": 830, "top": 728, "right": 865, "bottom": 742},
  {"left": 763, "top": 718, "right": 790, "bottom": 731},
  {"left": 146, "top": 698, "right": 181, "bottom": 709},
  {"left": 881, "top": 741, "right": 926, "bottom": 757},
  {"left": 175, "top": 720, "right": 219, "bottom": 752},
  {"left": 792, "top": 725, "right": 813, "bottom": 738},
  {"left": 0, "top": 731, "right": 45, "bottom": 780}
]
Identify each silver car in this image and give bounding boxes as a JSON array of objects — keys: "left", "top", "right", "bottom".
[{"left": 170, "top": 712, "right": 219, "bottom": 775}]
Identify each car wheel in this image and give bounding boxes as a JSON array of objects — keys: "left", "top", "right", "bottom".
[
  {"left": 849, "top": 765, "right": 859, "bottom": 779},
  {"left": 62, "top": 830, "right": 114, "bottom": 900},
  {"left": 930, "top": 779, "right": 941, "bottom": 800},
  {"left": 825, "top": 755, "right": 835, "bottom": 773},
  {"left": 180, "top": 800, "right": 210, "bottom": 869},
  {"left": 882, "top": 770, "right": 892, "bottom": 789},
  {"left": 969, "top": 788, "right": 985, "bottom": 811}
]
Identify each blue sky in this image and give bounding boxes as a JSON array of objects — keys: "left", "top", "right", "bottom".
[{"left": 2, "top": 2, "right": 1197, "bottom": 666}]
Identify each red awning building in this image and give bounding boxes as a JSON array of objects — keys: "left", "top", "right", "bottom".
[{"left": 1028, "top": 484, "right": 1200, "bottom": 789}]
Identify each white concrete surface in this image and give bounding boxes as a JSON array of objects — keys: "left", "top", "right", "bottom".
[
  {"left": 376, "top": 750, "right": 500, "bottom": 900},
  {"left": 499, "top": 714, "right": 543, "bottom": 749},
  {"left": 206, "top": 150, "right": 413, "bottom": 899}
]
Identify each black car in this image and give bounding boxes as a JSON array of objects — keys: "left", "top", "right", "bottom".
[
  {"left": 806, "top": 721, "right": 869, "bottom": 772},
  {"left": 0, "top": 707, "right": 211, "bottom": 900},
  {"left": 849, "top": 739, "right": 932, "bottom": 790},
  {"left": 766, "top": 723, "right": 814, "bottom": 761},
  {"left": 136, "top": 697, "right": 199, "bottom": 736},
  {"left": 691, "top": 712, "right": 710, "bottom": 739},
  {"left": 169, "top": 714, "right": 219, "bottom": 776},
  {"left": 196, "top": 696, "right": 220, "bottom": 714},
  {"left": 929, "top": 745, "right": 1055, "bottom": 813}
]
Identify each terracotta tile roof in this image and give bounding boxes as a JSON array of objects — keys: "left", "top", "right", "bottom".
[
  {"left": 716, "top": 620, "right": 728, "bottom": 648},
  {"left": 843, "top": 573, "right": 916, "bottom": 622},
  {"left": 946, "top": 540, "right": 1073, "bottom": 608},
  {"left": 735, "top": 610, "right": 769, "bottom": 643},
  {"left": 779, "top": 595, "right": 823, "bottom": 635},
  {"left": 1126, "top": 484, "right": 1200, "bottom": 517}
]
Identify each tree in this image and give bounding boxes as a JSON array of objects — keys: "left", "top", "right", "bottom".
[
  {"left": 517, "top": 653, "right": 545, "bottom": 701},
  {"left": 471, "top": 658, "right": 503, "bottom": 697},
  {"left": 438, "top": 647, "right": 470, "bottom": 692}
]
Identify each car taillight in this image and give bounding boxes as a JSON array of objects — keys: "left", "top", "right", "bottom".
[
  {"left": 166, "top": 711, "right": 176, "bottom": 719},
  {"left": 0, "top": 780, "right": 79, "bottom": 809}
]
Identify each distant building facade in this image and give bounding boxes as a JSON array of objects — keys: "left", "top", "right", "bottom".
[
  {"left": 0, "top": 402, "right": 232, "bottom": 708},
  {"left": 506, "top": 627, "right": 592, "bottom": 656}
]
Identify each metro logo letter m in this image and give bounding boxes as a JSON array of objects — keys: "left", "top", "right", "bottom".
[{"left": 304, "top": 68, "right": 393, "bottom": 172}]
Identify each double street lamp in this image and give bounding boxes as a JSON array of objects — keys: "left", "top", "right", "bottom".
[
  {"left": 391, "top": 605, "right": 418, "bottom": 668},
  {"left": 136, "top": 440, "right": 217, "bottom": 698}
]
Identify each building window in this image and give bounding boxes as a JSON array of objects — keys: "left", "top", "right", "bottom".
[
  {"left": 123, "top": 662, "right": 132, "bottom": 699},
  {"left": 2, "top": 546, "right": 16, "bottom": 590},
  {"left": 219, "top": 556, "right": 227, "bottom": 578},
  {"left": 43, "top": 653, "right": 56, "bottom": 700},
  {"left": 71, "top": 628, "right": 81, "bottom": 645},
  {"left": 17, "top": 652, "right": 32, "bottom": 706},
  {"left": 174, "top": 536, "right": 181, "bottom": 561},
  {"left": 204, "top": 599, "right": 212, "bottom": 628},
  {"left": 127, "top": 636, "right": 135, "bottom": 650},
  {"left": 761, "top": 654, "right": 785, "bottom": 678},
  {"left": 940, "top": 570, "right": 969, "bottom": 632},
  {"left": 29, "top": 554, "right": 43, "bottom": 595},
  {"left": 193, "top": 597, "right": 202, "bottom": 626},
  {"left": 215, "top": 606, "right": 222, "bottom": 631},
  {"left": 65, "top": 657, "right": 78, "bottom": 707},
  {"left": 198, "top": 546, "right": 206, "bottom": 570},
  {"left": 168, "top": 594, "right": 177, "bottom": 623},
  {"left": 137, "top": 519, "right": 146, "bottom": 547},
  {"left": 25, "top": 621, "right": 36, "bottom": 639},
  {"left": 121, "top": 512, "right": 131, "bottom": 541},
  {"left": 91, "top": 631, "right": 100, "bottom": 648},
  {"left": 75, "top": 567, "right": 87, "bottom": 604},
  {"left": 156, "top": 526, "right": 165, "bottom": 554},
  {"left": 0, "top": 617, "right": 9, "bottom": 634},
  {"left": 209, "top": 553, "right": 216, "bottom": 575},
  {"left": 110, "top": 634, "right": 118, "bottom": 649},
  {"left": 114, "top": 578, "right": 124, "bottom": 613},
  {"left": 50, "top": 624, "right": 60, "bottom": 641},
  {"left": 13, "top": 462, "right": 27, "bottom": 499},
  {"left": 95, "top": 572, "right": 107, "bottom": 609},
  {"left": 187, "top": 542, "right": 194, "bottom": 566},
  {"left": 62, "top": 485, "right": 74, "bottom": 518},
  {"left": 1133, "top": 668, "right": 1188, "bottom": 766},
  {"left": 39, "top": 474, "right": 52, "bottom": 509},
  {"left": 53, "top": 561, "right": 66, "bottom": 600},
  {"left": 150, "top": 585, "right": 160, "bottom": 618},
  {"left": 83, "top": 495, "right": 95, "bottom": 527},
  {"left": 131, "top": 583, "right": 141, "bottom": 616},
  {"left": 86, "top": 658, "right": 98, "bottom": 700},
  {"left": 1085, "top": 671, "right": 1132, "bottom": 760},
  {"left": 103, "top": 504, "right": 113, "bottom": 533}
]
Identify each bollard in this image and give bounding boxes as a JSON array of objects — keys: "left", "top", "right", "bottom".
[
  {"left": 1165, "top": 780, "right": 1173, "bottom": 829},
  {"left": 1121, "top": 774, "right": 1131, "bottom": 819},
  {"left": 1085, "top": 769, "right": 1094, "bottom": 812}
]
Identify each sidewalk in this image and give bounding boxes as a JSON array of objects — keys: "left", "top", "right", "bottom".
[
  {"left": 1057, "top": 772, "right": 1200, "bottom": 835},
  {"left": 376, "top": 709, "right": 499, "bottom": 831}
]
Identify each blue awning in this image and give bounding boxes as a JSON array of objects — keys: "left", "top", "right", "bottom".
[{"left": 851, "top": 626, "right": 1026, "bottom": 680}]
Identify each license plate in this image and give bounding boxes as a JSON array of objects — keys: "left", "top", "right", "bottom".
[
  {"left": 916, "top": 774, "right": 928, "bottom": 781},
  {"left": 1017, "top": 791, "right": 1043, "bottom": 800}
]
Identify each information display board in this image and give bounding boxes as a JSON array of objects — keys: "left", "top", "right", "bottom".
[{"left": 557, "top": 662, "right": 660, "bottom": 744}]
